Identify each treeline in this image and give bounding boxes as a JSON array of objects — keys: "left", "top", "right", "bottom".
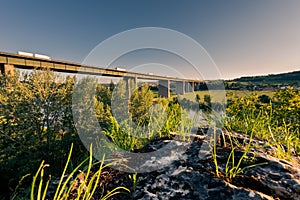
[{"left": 231, "top": 70, "right": 300, "bottom": 85}]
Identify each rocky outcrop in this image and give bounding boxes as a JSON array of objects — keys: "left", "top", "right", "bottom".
[
  {"left": 46, "top": 129, "right": 300, "bottom": 200},
  {"left": 132, "top": 130, "right": 300, "bottom": 200}
]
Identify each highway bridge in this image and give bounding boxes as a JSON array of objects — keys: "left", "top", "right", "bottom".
[{"left": 0, "top": 51, "right": 203, "bottom": 97}]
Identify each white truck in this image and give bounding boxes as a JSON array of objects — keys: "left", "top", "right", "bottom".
[
  {"left": 17, "top": 51, "right": 34, "bottom": 57},
  {"left": 34, "top": 53, "right": 51, "bottom": 60},
  {"left": 17, "top": 51, "right": 51, "bottom": 60},
  {"left": 115, "top": 67, "right": 127, "bottom": 72}
]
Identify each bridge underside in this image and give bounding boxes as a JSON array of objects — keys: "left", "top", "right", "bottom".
[
  {"left": 0, "top": 62, "right": 202, "bottom": 98},
  {"left": 0, "top": 64, "right": 14, "bottom": 75}
]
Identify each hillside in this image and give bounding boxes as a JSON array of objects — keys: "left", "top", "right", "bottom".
[{"left": 231, "top": 70, "right": 300, "bottom": 85}]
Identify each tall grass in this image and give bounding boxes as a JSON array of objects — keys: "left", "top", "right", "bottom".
[
  {"left": 211, "top": 122, "right": 268, "bottom": 181},
  {"left": 103, "top": 101, "right": 195, "bottom": 151},
  {"left": 211, "top": 88, "right": 299, "bottom": 180},
  {"left": 30, "top": 143, "right": 129, "bottom": 200},
  {"left": 225, "top": 90, "right": 299, "bottom": 161}
]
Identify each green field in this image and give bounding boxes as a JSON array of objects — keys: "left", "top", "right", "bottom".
[{"left": 178, "top": 90, "right": 275, "bottom": 103}]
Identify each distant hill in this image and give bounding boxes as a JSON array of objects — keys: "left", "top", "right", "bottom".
[{"left": 231, "top": 70, "right": 300, "bottom": 85}]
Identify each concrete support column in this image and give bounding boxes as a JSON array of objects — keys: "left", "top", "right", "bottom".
[
  {"left": 0, "top": 64, "right": 15, "bottom": 76},
  {"left": 194, "top": 82, "right": 199, "bottom": 91},
  {"left": 191, "top": 82, "right": 195, "bottom": 92},
  {"left": 123, "top": 76, "right": 137, "bottom": 98},
  {"left": 185, "top": 82, "right": 190, "bottom": 93},
  {"left": 175, "top": 81, "right": 185, "bottom": 95},
  {"left": 0, "top": 64, "right": 3, "bottom": 75},
  {"left": 190, "top": 82, "right": 195, "bottom": 92},
  {"left": 158, "top": 80, "right": 170, "bottom": 98}
]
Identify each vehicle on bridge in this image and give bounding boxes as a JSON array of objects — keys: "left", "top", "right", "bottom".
[
  {"left": 115, "top": 67, "right": 127, "bottom": 72},
  {"left": 17, "top": 51, "right": 34, "bottom": 57},
  {"left": 34, "top": 53, "right": 51, "bottom": 60},
  {"left": 17, "top": 51, "right": 51, "bottom": 60}
]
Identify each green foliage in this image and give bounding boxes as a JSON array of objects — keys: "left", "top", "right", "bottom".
[
  {"left": 212, "top": 122, "right": 268, "bottom": 181},
  {"left": 223, "top": 131, "right": 267, "bottom": 181},
  {"left": 225, "top": 88, "right": 300, "bottom": 159},
  {"left": 8, "top": 68, "right": 299, "bottom": 198},
  {"left": 102, "top": 92, "right": 195, "bottom": 151},
  {"left": 204, "top": 94, "right": 211, "bottom": 106},
  {"left": 95, "top": 84, "right": 112, "bottom": 108},
  {"left": 161, "top": 102, "right": 182, "bottom": 135},
  {"left": 103, "top": 116, "right": 148, "bottom": 151},
  {"left": 128, "top": 173, "right": 139, "bottom": 195},
  {"left": 30, "top": 144, "right": 129, "bottom": 200},
  {"left": 211, "top": 128, "right": 220, "bottom": 177},
  {"left": 195, "top": 94, "right": 201, "bottom": 102},
  {"left": 130, "top": 84, "right": 154, "bottom": 126},
  {"left": 272, "top": 87, "right": 300, "bottom": 131},
  {"left": 258, "top": 94, "right": 271, "bottom": 103},
  {"left": 110, "top": 80, "right": 128, "bottom": 123},
  {"left": 231, "top": 70, "right": 300, "bottom": 85},
  {"left": 0, "top": 70, "right": 86, "bottom": 196}
]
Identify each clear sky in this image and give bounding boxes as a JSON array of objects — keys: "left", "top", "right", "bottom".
[{"left": 1, "top": 0, "right": 300, "bottom": 79}]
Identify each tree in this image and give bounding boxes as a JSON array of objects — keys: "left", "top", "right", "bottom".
[
  {"left": 273, "top": 87, "right": 300, "bottom": 131},
  {"left": 195, "top": 94, "right": 201, "bottom": 103},
  {"left": 0, "top": 69, "right": 84, "bottom": 195},
  {"left": 110, "top": 80, "right": 129, "bottom": 123},
  {"left": 258, "top": 94, "right": 271, "bottom": 103},
  {"left": 96, "top": 84, "right": 112, "bottom": 107},
  {"left": 129, "top": 84, "right": 154, "bottom": 126},
  {"left": 204, "top": 94, "right": 211, "bottom": 106}
]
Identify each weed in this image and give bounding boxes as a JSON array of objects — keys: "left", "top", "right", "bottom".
[
  {"left": 128, "top": 173, "right": 139, "bottom": 193},
  {"left": 212, "top": 127, "right": 220, "bottom": 177},
  {"left": 211, "top": 124, "right": 267, "bottom": 181},
  {"left": 30, "top": 144, "right": 130, "bottom": 200},
  {"left": 223, "top": 131, "right": 267, "bottom": 181},
  {"left": 225, "top": 91, "right": 299, "bottom": 161}
]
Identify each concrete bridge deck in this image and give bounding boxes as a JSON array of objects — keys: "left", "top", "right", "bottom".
[{"left": 0, "top": 51, "right": 203, "bottom": 97}]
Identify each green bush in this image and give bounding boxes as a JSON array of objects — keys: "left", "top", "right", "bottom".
[
  {"left": 0, "top": 70, "right": 87, "bottom": 197},
  {"left": 225, "top": 88, "right": 300, "bottom": 159}
]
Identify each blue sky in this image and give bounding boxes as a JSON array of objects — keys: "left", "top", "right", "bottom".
[{"left": 1, "top": 0, "right": 300, "bottom": 79}]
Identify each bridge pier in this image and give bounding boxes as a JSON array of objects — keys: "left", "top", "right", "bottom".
[
  {"left": 185, "top": 82, "right": 190, "bottom": 93},
  {"left": 184, "top": 82, "right": 195, "bottom": 93},
  {"left": 123, "top": 76, "right": 137, "bottom": 98},
  {"left": 194, "top": 82, "right": 199, "bottom": 91},
  {"left": 0, "top": 64, "right": 15, "bottom": 76},
  {"left": 190, "top": 82, "right": 195, "bottom": 92},
  {"left": 175, "top": 81, "right": 185, "bottom": 95},
  {"left": 158, "top": 80, "right": 170, "bottom": 98}
]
